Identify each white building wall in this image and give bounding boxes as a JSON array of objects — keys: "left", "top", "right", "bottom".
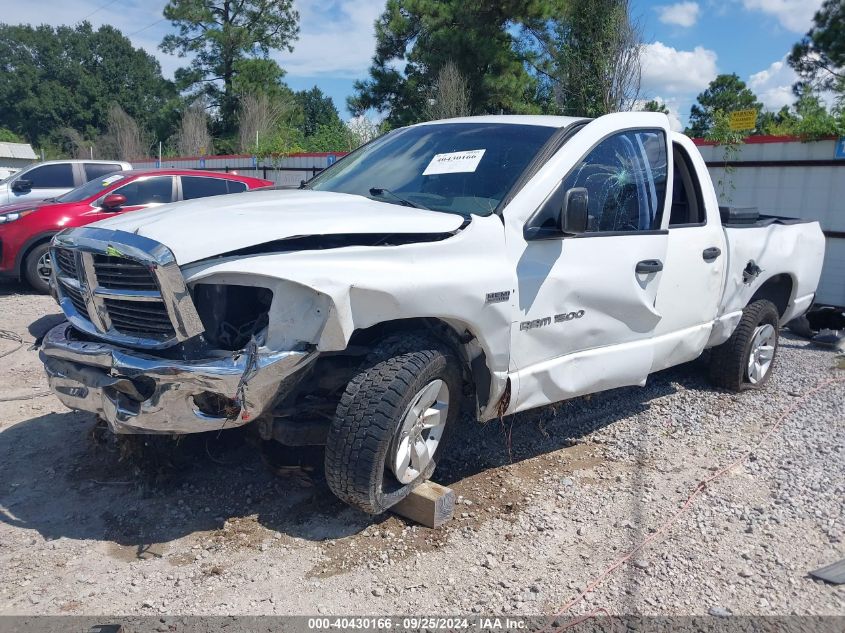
[
  {"left": 698, "top": 138, "right": 844, "bottom": 307},
  {"left": 0, "top": 157, "right": 35, "bottom": 170}
]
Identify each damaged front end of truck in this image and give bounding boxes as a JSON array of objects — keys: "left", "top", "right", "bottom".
[{"left": 40, "top": 227, "right": 318, "bottom": 435}]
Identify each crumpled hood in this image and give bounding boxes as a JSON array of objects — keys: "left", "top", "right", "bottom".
[{"left": 90, "top": 189, "right": 466, "bottom": 264}]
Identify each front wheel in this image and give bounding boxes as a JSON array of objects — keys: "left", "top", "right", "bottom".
[
  {"left": 23, "top": 243, "right": 53, "bottom": 294},
  {"left": 324, "top": 341, "right": 462, "bottom": 514},
  {"left": 709, "top": 299, "right": 780, "bottom": 391}
]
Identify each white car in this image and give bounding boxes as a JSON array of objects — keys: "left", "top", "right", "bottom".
[
  {"left": 39, "top": 113, "right": 825, "bottom": 514},
  {"left": 0, "top": 160, "right": 132, "bottom": 204}
]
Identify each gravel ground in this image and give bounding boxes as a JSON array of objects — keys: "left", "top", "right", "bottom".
[{"left": 0, "top": 280, "right": 843, "bottom": 618}]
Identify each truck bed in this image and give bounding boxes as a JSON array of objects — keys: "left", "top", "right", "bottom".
[
  {"left": 720, "top": 218, "right": 825, "bottom": 326},
  {"left": 722, "top": 213, "right": 818, "bottom": 229}
]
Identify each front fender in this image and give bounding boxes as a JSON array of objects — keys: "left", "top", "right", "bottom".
[{"left": 181, "top": 215, "right": 514, "bottom": 406}]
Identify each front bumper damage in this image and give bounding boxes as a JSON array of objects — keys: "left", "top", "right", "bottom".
[{"left": 40, "top": 322, "right": 316, "bottom": 434}]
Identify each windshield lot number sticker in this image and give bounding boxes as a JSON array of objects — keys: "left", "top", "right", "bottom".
[{"left": 423, "top": 149, "right": 486, "bottom": 175}]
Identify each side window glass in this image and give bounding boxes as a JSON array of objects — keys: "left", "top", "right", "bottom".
[
  {"left": 112, "top": 177, "right": 174, "bottom": 206},
  {"left": 669, "top": 146, "right": 705, "bottom": 226},
  {"left": 25, "top": 164, "right": 75, "bottom": 188},
  {"left": 181, "top": 176, "right": 230, "bottom": 200},
  {"left": 84, "top": 163, "right": 122, "bottom": 181},
  {"left": 534, "top": 130, "right": 668, "bottom": 234},
  {"left": 227, "top": 180, "right": 247, "bottom": 194}
]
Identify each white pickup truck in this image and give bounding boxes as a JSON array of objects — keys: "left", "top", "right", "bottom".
[{"left": 40, "top": 113, "right": 825, "bottom": 514}]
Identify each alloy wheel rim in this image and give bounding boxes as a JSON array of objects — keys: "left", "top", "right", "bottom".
[
  {"left": 389, "top": 379, "right": 449, "bottom": 485},
  {"left": 36, "top": 251, "right": 53, "bottom": 286},
  {"left": 747, "top": 323, "right": 776, "bottom": 384}
]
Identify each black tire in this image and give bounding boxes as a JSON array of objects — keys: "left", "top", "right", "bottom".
[
  {"left": 325, "top": 337, "right": 462, "bottom": 514},
  {"left": 709, "top": 299, "right": 780, "bottom": 392},
  {"left": 23, "top": 242, "right": 53, "bottom": 294}
]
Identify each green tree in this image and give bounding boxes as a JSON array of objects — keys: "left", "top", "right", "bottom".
[
  {"left": 253, "top": 124, "right": 304, "bottom": 158},
  {"left": 230, "top": 57, "right": 302, "bottom": 153},
  {"left": 161, "top": 0, "right": 300, "bottom": 135},
  {"left": 296, "top": 86, "right": 342, "bottom": 137},
  {"left": 0, "top": 22, "right": 176, "bottom": 145},
  {"left": 237, "top": 91, "right": 301, "bottom": 152},
  {"left": 793, "top": 93, "right": 844, "bottom": 138},
  {"left": 0, "top": 127, "right": 22, "bottom": 143},
  {"left": 349, "top": 0, "right": 544, "bottom": 126},
  {"left": 788, "top": 0, "right": 844, "bottom": 95},
  {"left": 757, "top": 106, "right": 799, "bottom": 135},
  {"left": 642, "top": 99, "right": 669, "bottom": 114},
  {"left": 302, "top": 121, "right": 356, "bottom": 152},
  {"left": 232, "top": 58, "right": 292, "bottom": 102},
  {"left": 705, "top": 109, "right": 746, "bottom": 201},
  {"left": 686, "top": 74, "right": 763, "bottom": 137},
  {"left": 524, "top": 0, "right": 641, "bottom": 117},
  {"left": 755, "top": 95, "right": 843, "bottom": 138}
]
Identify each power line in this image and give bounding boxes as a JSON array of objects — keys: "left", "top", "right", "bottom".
[
  {"left": 78, "top": 0, "right": 120, "bottom": 22},
  {"left": 77, "top": 0, "right": 168, "bottom": 37},
  {"left": 127, "top": 18, "right": 167, "bottom": 37}
]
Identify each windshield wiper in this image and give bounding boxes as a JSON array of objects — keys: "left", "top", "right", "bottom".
[{"left": 368, "top": 187, "right": 429, "bottom": 210}]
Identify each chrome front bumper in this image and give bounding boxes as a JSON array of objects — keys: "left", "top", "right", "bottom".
[{"left": 40, "top": 323, "right": 316, "bottom": 435}]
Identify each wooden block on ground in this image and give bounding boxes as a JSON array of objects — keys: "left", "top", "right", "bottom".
[{"left": 391, "top": 481, "right": 455, "bottom": 528}]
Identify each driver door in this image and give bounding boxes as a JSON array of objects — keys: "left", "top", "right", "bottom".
[{"left": 505, "top": 115, "right": 673, "bottom": 413}]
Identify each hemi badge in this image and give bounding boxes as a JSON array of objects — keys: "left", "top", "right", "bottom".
[{"left": 486, "top": 291, "right": 511, "bottom": 304}]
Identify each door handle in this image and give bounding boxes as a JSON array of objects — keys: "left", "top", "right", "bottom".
[
  {"left": 702, "top": 247, "right": 722, "bottom": 262},
  {"left": 635, "top": 259, "right": 663, "bottom": 274}
]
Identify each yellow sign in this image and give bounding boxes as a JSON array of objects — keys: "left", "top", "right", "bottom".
[{"left": 729, "top": 109, "right": 758, "bottom": 131}]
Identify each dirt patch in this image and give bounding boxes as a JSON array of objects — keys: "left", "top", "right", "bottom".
[
  {"left": 210, "top": 515, "right": 277, "bottom": 551},
  {"left": 310, "top": 441, "right": 608, "bottom": 578},
  {"left": 106, "top": 542, "right": 169, "bottom": 562}
]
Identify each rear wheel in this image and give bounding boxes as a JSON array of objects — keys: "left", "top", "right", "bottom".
[
  {"left": 324, "top": 339, "right": 462, "bottom": 514},
  {"left": 709, "top": 299, "right": 780, "bottom": 391},
  {"left": 23, "top": 243, "right": 53, "bottom": 294}
]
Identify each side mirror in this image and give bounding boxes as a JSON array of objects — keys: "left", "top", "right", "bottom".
[
  {"left": 560, "top": 187, "right": 589, "bottom": 235},
  {"left": 101, "top": 193, "right": 127, "bottom": 210},
  {"left": 11, "top": 179, "right": 33, "bottom": 193}
]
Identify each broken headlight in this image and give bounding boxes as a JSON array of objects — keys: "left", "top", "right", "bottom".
[{"left": 192, "top": 283, "right": 273, "bottom": 351}]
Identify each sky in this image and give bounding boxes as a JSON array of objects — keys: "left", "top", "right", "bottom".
[{"left": 1, "top": 0, "right": 826, "bottom": 130}]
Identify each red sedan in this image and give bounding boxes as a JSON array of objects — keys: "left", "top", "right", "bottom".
[{"left": 0, "top": 169, "right": 272, "bottom": 292}]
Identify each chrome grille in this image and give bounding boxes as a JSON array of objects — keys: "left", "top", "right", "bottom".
[
  {"left": 50, "top": 227, "right": 203, "bottom": 349},
  {"left": 92, "top": 255, "right": 158, "bottom": 290},
  {"left": 63, "top": 282, "right": 88, "bottom": 315},
  {"left": 55, "top": 248, "right": 78, "bottom": 278},
  {"left": 103, "top": 298, "right": 175, "bottom": 336}
]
